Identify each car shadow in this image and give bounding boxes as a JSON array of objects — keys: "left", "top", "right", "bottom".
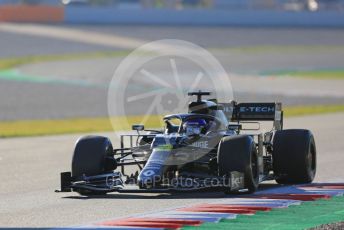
[{"left": 61, "top": 182, "right": 286, "bottom": 200}]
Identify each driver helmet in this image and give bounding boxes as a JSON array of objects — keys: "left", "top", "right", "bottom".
[{"left": 183, "top": 119, "right": 207, "bottom": 136}]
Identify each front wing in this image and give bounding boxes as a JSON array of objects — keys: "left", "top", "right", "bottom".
[{"left": 56, "top": 171, "right": 245, "bottom": 194}]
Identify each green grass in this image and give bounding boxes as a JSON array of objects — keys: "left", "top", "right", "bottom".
[
  {"left": 0, "top": 105, "right": 343, "bottom": 138},
  {"left": 0, "top": 50, "right": 131, "bottom": 70}
]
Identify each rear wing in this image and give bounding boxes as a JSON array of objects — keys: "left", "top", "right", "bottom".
[{"left": 220, "top": 101, "right": 283, "bottom": 130}]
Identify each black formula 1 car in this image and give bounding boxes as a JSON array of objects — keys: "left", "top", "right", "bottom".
[{"left": 58, "top": 91, "right": 317, "bottom": 195}]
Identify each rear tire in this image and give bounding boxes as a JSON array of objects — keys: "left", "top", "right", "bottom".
[
  {"left": 217, "top": 135, "right": 259, "bottom": 194},
  {"left": 72, "top": 136, "right": 114, "bottom": 195},
  {"left": 273, "top": 129, "right": 316, "bottom": 184}
]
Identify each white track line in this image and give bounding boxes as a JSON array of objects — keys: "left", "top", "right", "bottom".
[{"left": 0, "top": 23, "right": 146, "bottom": 49}]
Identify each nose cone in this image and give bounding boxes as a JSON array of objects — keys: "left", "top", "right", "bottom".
[{"left": 138, "top": 147, "right": 172, "bottom": 188}]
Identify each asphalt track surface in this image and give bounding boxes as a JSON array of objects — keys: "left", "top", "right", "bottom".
[
  {"left": 2, "top": 25, "right": 344, "bottom": 58},
  {"left": 0, "top": 113, "right": 343, "bottom": 227},
  {"left": 0, "top": 24, "right": 344, "bottom": 120},
  {"left": 1, "top": 65, "right": 344, "bottom": 120}
]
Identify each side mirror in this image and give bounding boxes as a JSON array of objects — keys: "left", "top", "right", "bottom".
[{"left": 132, "top": 124, "right": 144, "bottom": 131}]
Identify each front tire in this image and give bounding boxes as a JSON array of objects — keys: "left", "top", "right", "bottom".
[
  {"left": 72, "top": 136, "right": 114, "bottom": 195},
  {"left": 273, "top": 129, "right": 316, "bottom": 184},
  {"left": 217, "top": 135, "right": 259, "bottom": 194}
]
